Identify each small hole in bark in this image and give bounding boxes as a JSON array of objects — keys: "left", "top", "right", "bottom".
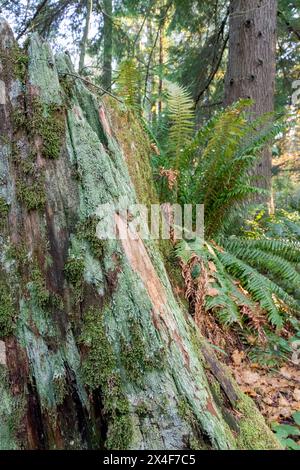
[
  {"left": 245, "top": 19, "right": 251, "bottom": 28},
  {"left": 229, "top": 78, "right": 234, "bottom": 86},
  {"left": 258, "top": 31, "right": 262, "bottom": 37}
]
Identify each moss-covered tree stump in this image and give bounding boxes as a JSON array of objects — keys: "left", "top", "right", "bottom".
[{"left": 0, "top": 18, "right": 280, "bottom": 450}]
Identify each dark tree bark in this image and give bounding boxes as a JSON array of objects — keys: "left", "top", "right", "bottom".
[
  {"left": 102, "top": 0, "right": 112, "bottom": 91},
  {"left": 158, "top": 26, "right": 163, "bottom": 116},
  {"left": 79, "top": 0, "right": 93, "bottom": 73},
  {"left": 0, "top": 19, "right": 280, "bottom": 450},
  {"left": 224, "top": 0, "right": 277, "bottom": 203}
]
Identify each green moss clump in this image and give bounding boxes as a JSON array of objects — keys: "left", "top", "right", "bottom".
[
  {"left": 53, "top": 375, "right": 68, "bottom": 406},
  {"left": 12, "top": 44, "right": 28, "bottom": 83},
  {"left": 31, "top": 99, "right": 65, "bottom": 160},
  {"left": 178, "top": 397, "right": 190, "bottom": 419},
  {"left": 64, "top": 257, "right": 85, "bottom": 287},
  {"left": 120, "top": 318, "right": 164, "bottom": 384},
  {"left": 107, "top": 101, "right": 158, "bottom": 209},
  {"left": 6, "top": 244, "right": 28, "bottom": 273},
  {"left": 12, "top": 109, "right": 27, "bottom": 132},
  {"left": 135, "top": 402, "right": 150, "bottom": 417},
  {"left": 0, "top": 197, "right": 9, "bottom": 227},
  {"left": 0, "top": 197, "right": 9, "bottom": 215},
  {"left": 59, "top": 74, "right": 75, "bottom": 104},
  {"left": 16, "top": 178, "right": 46, "bottom": 211},
  {"left": 0, "top": 43, "right": 28, "bottom": 87},
  {"left": 28, "top": 263, "right": 63, "bottom": 311},
  {"left": 0, "top": 277, "right": 15, "bottom": 338},
  {"left": 105, "top": 415, "right": 133, "bottom": 450},
  {"left": 236, "top": 395, "right": 281, "bottom": 450},
  {"left": 29, "top": 265, "right": 51, "bottom": 308},
  {"left": 14, "top": 150, "right": 45, "bottom": 213},
  {"left": 77, "top": 217, "right": 104, "bottom": 259},
  {"left": 18, "top": 152, "right": 37, "bottom": 176},
  {"left": 80, "top": 306, "right": 133, "bottom": 450},
  {"left": 40, "top": 105, "right": 65, "bottom": 160}
]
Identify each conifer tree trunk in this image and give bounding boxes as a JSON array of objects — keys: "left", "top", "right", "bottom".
[
  {"left": 0, "top": 18, "right": 280, "bottom": 450},
  {"left": 79, "top": 0, "right": 93, "bottom": 73},
  {"left": 102, "top": 0, "right": 112, "bottom": 91},
  {"left": 224, "top": 0, "right": 277, "bottom": 201}
]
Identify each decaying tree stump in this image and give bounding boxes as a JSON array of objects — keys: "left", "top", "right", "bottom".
[{"left": 0, "top": 18, "right": 280, "bottom": 450}]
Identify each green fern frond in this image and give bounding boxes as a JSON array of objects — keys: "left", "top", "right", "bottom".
[
  {"left": 217, "top": 250, "right": 298, "bottom": 327},
  {"left": 166, "top": 81, "right": 195, "bottom": 169},
  {"left": 223, "top": 237, "right": 300, "bottom": 263},
  {"left": 223, "top": 239, "right": 300, "bottom": 289},
  {"left": 206, "top": 292, "right": 242, "bottom": 326},
  {"left": 176, "top": 100, "right": 283, "bottom": 237},
  {"left": 116, "top": 58, "right": 141, "bottom": 110}
]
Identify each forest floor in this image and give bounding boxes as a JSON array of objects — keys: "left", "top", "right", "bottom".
[
  {"left": 230, "top": 353, "right": 300, "bottom": 424},
  {"left": 200, "top": 310, "right": 300, "bottom": 441}
]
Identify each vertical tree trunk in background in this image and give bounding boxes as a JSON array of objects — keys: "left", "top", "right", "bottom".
[
  {"left": 158, "top": 25, "right": 164, "bottom": 116},
  {"left": 102, "top": 0, "right": 113, "bottom": 91},
  {"left": 146, "top": 18, "right": 155, "bottom": 123},
  {"left": 158, "top": 0, "right": 166, "bottom": 117},
  {"left": 79, "top": 0, "right": 93, "bottom": 73},
  {"left": 0, "top": 19, "right": 280, "bottom": 450},
  {"left": 225, "top": 0, "right": 277, "bottom": 205}
]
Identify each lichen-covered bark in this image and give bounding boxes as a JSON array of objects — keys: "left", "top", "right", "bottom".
[{"left": 0, "top": 18, "right": 280, "bottom": 450}]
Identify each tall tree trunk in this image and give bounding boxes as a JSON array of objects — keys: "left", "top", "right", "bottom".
[
  {"left": 158, "top": 0, "right": 166, "bottom": 117},
  {"left": 224, "top": 0, "right": 277, "bottom": 205},
  {"left": 145, "top": 18, "right": 155, "bottom": 123},
  {"left": 158, "top": 24, "right": 164, "bottom": 117},
  {"left": 79, "top": 0, "right": 93, "bottom": 73},
  {"left": 0, "top": 19, "right": 280, "bottom": 450},
  {"left": 102, "top": 0, "right": 113, "bottom": 91}
]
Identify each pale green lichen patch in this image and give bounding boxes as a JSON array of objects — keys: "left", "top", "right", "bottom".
[
  {"left": 177, "top": 397, "right": 211, "bottom": 450},
  {"left": 28, "top": 34, "right": 62, "bottom": 105},
  {"left": 18, "top": 301, "right": 89, "bottom": 413}
]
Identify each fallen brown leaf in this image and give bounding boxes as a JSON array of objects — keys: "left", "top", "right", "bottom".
[{"left": 232, "top": 349, "right": 245, "bottom": 366}]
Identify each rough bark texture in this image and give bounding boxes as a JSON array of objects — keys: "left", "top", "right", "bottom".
[
  {"left": 102, "top": 0, "right": 112, "bottom": 91},
  {"left": 79, "top": 0, "right": 93, "bottom": 73},
  {"left": 0, "top": 19, "right": 280, "bottom": 450},
  {"left": 224, "top": 0, "right": 277, "bottom": 196}
]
